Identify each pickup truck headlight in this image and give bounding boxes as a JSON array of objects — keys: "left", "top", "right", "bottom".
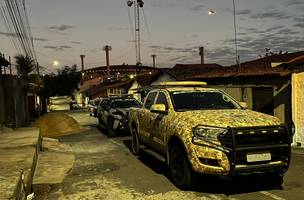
[{"left": 193, "top": 126, "right": 227, "bottom": 142}]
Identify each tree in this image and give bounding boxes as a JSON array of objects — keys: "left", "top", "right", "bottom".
[
  {"left": 14, "top": 54, "right": 35, "bottom": 78},
  {"left": 39, "top": 64, "right": 81, "bottom": 98}
]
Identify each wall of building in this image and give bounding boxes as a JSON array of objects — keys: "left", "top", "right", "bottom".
[
  {"left": 211, "top": 86, "right": 253, "bottom": 110},
  {"left": 273, "top": 81, "right": 291, "bottom": 123},
  {"left": 0, "top": 77, "right": 5, "bottom": 125},
  {"left": 0, "top": 76, "right": 28, "bottom": 127},
  {"left": 292, "top": 72, "right": 304, "bottom": 145}
]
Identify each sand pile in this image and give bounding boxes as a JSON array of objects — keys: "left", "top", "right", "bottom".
[{"left": 32, "top": 112, "right": 85, "bottom": 137}]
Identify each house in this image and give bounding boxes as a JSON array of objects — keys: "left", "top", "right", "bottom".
[
  {"left": 85, "top": 79, "right": 134, "bottom": 99},
  {"left": 79, "top": 64, "right": 158, "bottom": 103},
  {"left": 127, "top": 70, "right": 178, "bottom": 101},
  {"left": 188, "top": 51, "right": 304, "bottom": 145}
]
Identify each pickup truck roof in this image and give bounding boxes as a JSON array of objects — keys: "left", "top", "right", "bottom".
[
  {"left": 158, "top": 81, "right": 207, "bottom": 87},
  {"left": 135, "top": 81, "right": 209, "bottom": 93}
]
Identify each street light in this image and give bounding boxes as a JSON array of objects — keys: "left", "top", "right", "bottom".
[{"left": 208, "top": 10, "right": 216, "bottom": 15}]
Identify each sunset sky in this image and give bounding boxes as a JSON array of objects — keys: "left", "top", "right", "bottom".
[{"left": 0, "top": 0, "right": 303, "bottom": 73}]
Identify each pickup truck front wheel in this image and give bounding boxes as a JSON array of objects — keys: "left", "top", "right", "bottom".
[
  {"left": 131, "top": 127, "right": 141, "bottom": 156},
  {"left": 169, "top": 145, "right": 192, "bottom": 189}
]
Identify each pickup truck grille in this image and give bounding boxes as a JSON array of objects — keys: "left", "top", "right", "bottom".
[
  {"left": 218, "top": 126, "right": 288, "bottom": 148},
  {"left": 218, "top": 126, "right": 290, "bottom": 170}
]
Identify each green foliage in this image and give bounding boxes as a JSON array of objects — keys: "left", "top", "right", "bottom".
[
  {"left": 14, "top": 54, "right": 35, "bottom": 77},
  {"left": 39, "top": 64, "right": 81, "bottom": 97}
]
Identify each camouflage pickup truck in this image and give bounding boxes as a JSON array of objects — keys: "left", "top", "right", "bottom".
[{"left": 128, "top": 82, "right": 294, "bottom": 189}]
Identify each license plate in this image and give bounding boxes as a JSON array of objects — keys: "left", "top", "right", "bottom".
[{"left": 246, "top": 152, "right": 271, "bottom": 162}]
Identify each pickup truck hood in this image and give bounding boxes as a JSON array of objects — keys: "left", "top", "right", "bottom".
[{"left": 174, "top": 109, "right": 282, "bottom": 128}]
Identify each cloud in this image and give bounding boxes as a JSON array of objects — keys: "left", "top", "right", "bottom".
[
  {"left": 250, "top": 10, "right": 290, "bottom": 20},
  {"left": 149, "top": 45, "right": 199, "bottom": 54},
  {"left": 43, "top": 45, "right": 72, "bottom": 51},
  {"left": 294, "top": 17, "right": 304, "bottom": 22},
  {"left": 265, "top": 25, "right": 285, "bottom": 32},
  {"left": 0, "top": 31, "right": 48, "bottom": 41},
  {"left": 285, "top": 0, "right": 304, "bottom": 6},
  {"left": 237, "top": 9, "right": 251, "bottom": 15},
  {"left": 294, "top": 23, "right": 304, "bottom": 28},
  {"left": 71, "top": 41, "right": 81, "bottom": 44},
  {"left": 191, "top": 5, "right": 205, "bottom": 12},
  {"left": 49, "top": 25, "right": 75, "bottom": 31},
  {"left": 276, "top": 28, "right": 299, "bottom": 35}
]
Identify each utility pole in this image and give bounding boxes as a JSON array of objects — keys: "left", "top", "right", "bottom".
[
  {"left": 127, "top": 0, "right": 144, "bottom": 65},
  {"left": 36, "top": 62, "right": 41, "bottom": 116},
  {"left": 80, "top": 54, "right": 85, "bottom": 80},
  {"left": 199, "top": 47, "right": 204, "bottom": 64},
  {"left": 80, "top": 54, "right": 85, "bottom": 72},
  {"left": 151, "top": 54, "right": 156, "bottom": 67},
  {"left": 103, "top": 45, "right": 112, "bottom": 78},
  {"left": 9, "top": 56, "right": 12, "bottom": 75}
]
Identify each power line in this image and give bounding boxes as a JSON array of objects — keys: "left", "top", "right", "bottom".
[{"left": 0, "top": 0, "right": 37, "bottom": 63}]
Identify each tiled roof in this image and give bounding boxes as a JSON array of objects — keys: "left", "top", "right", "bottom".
[
  {"left": 188, "top": 52, "right": 304, "bottom": 79},
  {"left": 135, "top": 71, "right": 162, "bottom": 86},
  {"left": 173, "top": 63, "right": 223, "bottom": 69},
  {"left": 84, "top": 64, "right": 158, "bottom": 73},
  {"left": 85, "top": 79, "right": 133, "bottom": 96}
]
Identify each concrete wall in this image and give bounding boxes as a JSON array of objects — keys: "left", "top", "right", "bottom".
[
  {"left": 211, "top": 83, "right": 291, "bottom": 125},
  {"left": 0, "top": 75, "right": 28, "bottom": 127},
  {"left": 273, "top": 82, "right": 291, "bottom": 123},
  {"left": 211, "top": 86, "right": 253, "bottom": 110},
  {"left": 0, "top": 77, "right": 5, "bottom": 125},
  {"left": 292, "top": 72, "right": 304, "bottom": 145}
]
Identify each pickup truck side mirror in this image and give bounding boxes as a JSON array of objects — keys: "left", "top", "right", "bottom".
[
  {"left": 151, "top": 104, "right": 168, "bottom": 114},
  {"left": 239, "top": 102, "right": 248, "bottom": 109}
]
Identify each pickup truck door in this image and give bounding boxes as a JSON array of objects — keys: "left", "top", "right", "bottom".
[
  {"left": 150, "top": 92, "right": 169, "bottom": 153},
  {"left": 138, "top": 92, "right": 157, "bottom": 145}
]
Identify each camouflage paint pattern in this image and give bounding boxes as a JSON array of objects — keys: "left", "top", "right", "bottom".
[{"left": 129, "top": 86, "right": 283, "bottom": 175}]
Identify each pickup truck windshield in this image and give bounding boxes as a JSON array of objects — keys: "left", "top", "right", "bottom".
[
  {"left": 170, "top": 91, "right": 241, "bottom": 111},
  {"left": 112, "top": 99, "right": 140, "bottom": 108}
]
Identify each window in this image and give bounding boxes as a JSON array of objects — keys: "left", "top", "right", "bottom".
[
  {"left": 155, "top": 92, "right": 168, "bottom": 110},
  {"left": 170, "top": 91, "right": 240, "bottom": 111},
  {"left": 144, "top": 92, "right": 157, "bottom": 109}
]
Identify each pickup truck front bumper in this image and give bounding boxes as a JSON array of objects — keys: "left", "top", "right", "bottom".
[{"left": 190, "top": 125, "right": 291, "bottom": 176}]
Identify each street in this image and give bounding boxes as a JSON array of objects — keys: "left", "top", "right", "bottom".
[{"left": 40, "top": 110, "right": 304, "bottom": 200}]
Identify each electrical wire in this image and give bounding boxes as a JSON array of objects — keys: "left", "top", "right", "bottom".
[{"left": 0, "top": 0, "right": 37, "bottom": 63}]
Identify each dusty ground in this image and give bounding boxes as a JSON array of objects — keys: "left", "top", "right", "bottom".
[{"left": 31, "top": 112, "right": 86, "bottom": 137}]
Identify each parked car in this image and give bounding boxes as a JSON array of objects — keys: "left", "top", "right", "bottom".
[
  {"left": 69, "top": 100, "right": 80, "bottom": 110},
  {"left": 88, "top": 98, "right": 102, "bottom": 117},
  {"left": 128, "top": 81, "right": 294, "bottom": 189},
  {"left": 98, "top": 95, "right": 141, "bottom": 137}
]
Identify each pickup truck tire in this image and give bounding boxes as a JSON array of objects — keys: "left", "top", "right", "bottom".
[
  {"left": 169, "top": 145, "right": 192, "bottom": 189},
  {"left": 131, "top": 127, "right": 141, "bottom": 156}
]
